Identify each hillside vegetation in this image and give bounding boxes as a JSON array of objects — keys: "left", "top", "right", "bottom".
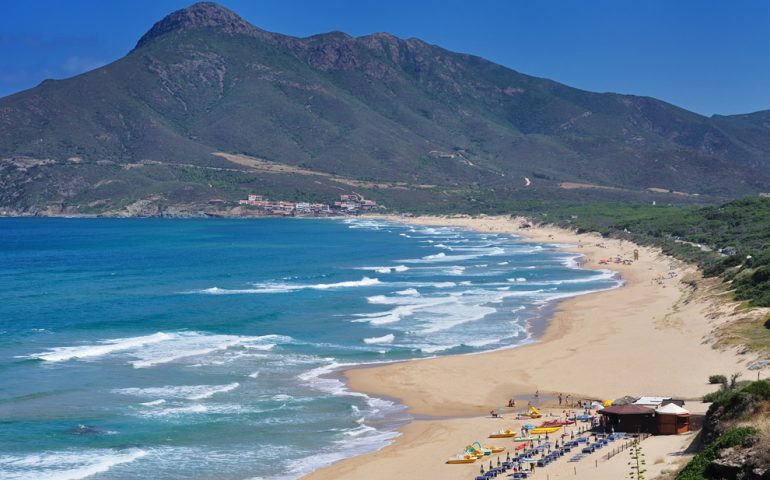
[
  {"left": 525, "top": 197, "right": 770, "bottom": 308},
  {"left": 675, "top": 379, "right": 770, "bottom": 480},
  {"left": 1, "top": 2, "right": 770, "bottom": 215}
]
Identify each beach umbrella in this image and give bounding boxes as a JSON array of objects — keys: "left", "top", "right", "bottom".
[
  {"left": 523, "top": 423, "right": 535, "bottom": 430},
  {"left": 603, "top": 399, "right": 613, "bottom": 407}
]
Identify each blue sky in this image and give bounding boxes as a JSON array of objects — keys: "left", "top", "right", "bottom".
[{"left": 1, "top": 0, "right": 769, "bottom": 116}]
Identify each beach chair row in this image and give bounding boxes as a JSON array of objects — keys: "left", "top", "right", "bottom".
[{"left": 569, "top": 432, "right": 625, "bottom": 461}]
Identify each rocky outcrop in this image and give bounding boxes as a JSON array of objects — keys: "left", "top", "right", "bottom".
[
  {"left": 134, "top": 2, "right": 271, "bottom": 50},
  {"left": 706, "top": 445, "right": 769, "bottom": 480}
]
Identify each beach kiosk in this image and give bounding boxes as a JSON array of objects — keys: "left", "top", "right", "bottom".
[
  {"left": 599, "top": 404, "right": 656, "bottom": 433},
  {"left": 656, "top": 403, "right": 690, "bottom": 434}
]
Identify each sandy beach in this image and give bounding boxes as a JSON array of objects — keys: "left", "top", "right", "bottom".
[{"left": 303, "top": 214, "right": 760, "bottom": 480}]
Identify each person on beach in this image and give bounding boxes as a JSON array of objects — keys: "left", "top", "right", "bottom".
[{"left": 558, "top": 393, "right": 563, "bottom": 405}]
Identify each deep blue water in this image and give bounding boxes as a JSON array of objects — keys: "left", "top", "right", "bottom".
[{"left": 0, "top": 217, "right": 620, "bottom": 479}]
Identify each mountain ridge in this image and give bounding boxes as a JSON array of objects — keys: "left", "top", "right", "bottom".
[{"left": 1, "top": 2, "right": 769, "bottom": 216}]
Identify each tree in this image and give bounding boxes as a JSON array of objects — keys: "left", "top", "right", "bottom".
[{"left": 628, "top": 439, "right": 647, "bottom": 480}]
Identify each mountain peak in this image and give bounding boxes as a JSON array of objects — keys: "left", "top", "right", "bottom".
[{"left": 134, "top": 2, "right": 259, "bottom": 50}]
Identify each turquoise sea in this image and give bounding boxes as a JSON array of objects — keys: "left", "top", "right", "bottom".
[{"left": 0, "top": 217, "right": 620, "bottom": 479}]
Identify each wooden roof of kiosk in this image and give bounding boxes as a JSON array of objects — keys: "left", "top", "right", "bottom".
[{"left": 599, "top": 404, "right": 657, "bottom": 433}]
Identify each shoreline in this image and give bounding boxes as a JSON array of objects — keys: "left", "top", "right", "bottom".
[{"left": 303, "top": 214, "right": 758, "bottom": 480}]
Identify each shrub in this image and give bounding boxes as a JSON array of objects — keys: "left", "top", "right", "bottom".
[
  {"left": 708, "top": 374, "right": 727, "bottom": 385},
  {"left": 675, "top": 426, "right": 757, "bottom": 480},
  {"left": 702, "top": 388, "right": 732, "bottom": 404},
  {"left": 703, "top": 380, "right": 770, "bottom": 419},
  {"left": 741, "top": 380, "right": 770, "bottom": 399}
]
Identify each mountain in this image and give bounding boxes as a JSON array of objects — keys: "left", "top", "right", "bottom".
[{"left": 1, "top": 2, "right": 770, "bottom": 216}]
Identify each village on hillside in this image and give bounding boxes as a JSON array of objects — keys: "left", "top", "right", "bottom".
[{"left": 231, "top": 193, "right": 384, "bottom": 216}]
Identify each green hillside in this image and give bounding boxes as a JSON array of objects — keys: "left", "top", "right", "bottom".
[{"left": 1, "top": 2, "right": 770, "bottom": 215}]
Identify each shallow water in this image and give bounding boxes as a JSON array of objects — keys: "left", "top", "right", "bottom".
[{"left": 0, "top": 217, "right": 620, "bottom": 479}]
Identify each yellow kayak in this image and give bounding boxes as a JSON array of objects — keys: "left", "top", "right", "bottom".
[
  {"left": 488, "top": 429, "right": 517, "bottom": 439},
  {"left": 446, "top": 454, "right": 477, "bottom": 464},
  {"left": 530, "top": 427, "right": 560, "bottom": 435}
]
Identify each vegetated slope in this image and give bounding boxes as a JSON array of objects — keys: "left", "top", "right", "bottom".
[
  {"left": 1, "top": 2, "right": 770, "bottom": 214},
  {"left": 675, "top": 380, "right": 770, "bottom": 480},
  {"left": 536, "top": 197, "right": 770, "bottom": 307}
]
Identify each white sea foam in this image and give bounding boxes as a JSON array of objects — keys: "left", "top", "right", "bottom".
[
  {"left": 446, "top": 266, "right": 465, "bottom": 275},
  {"left": 464, "top": 338, "right": 501, "bottom": 348},
  {"left": 23, "top": 332, "right": 173, "bottom": 363},
  {"left": 401, "top": 246, "right": 505, "bottom": 264},
  {"left": 136, "top": 403, "right": 260, "bottom": 418},
  {"left": 26, "top": 332, "right": 290, "bottom": 368},
  {"left": 352, "top": 305, "right": 419, "bottom": 325},
  {"left": 363, "top": 334, "right": 395, "bottom": 344},
  {"left": 343, "top": 423, "right": 378, "bottom": 437},
  {"left": 114, "top": 382, "right": 240, "bottom": 401},
  {"left": 190, "top": 277, "right": 381, "bottom": 295},
  {"left": 297, "top": 362, "right": 369, "bottom": 398},
  {"left": 419, "top": 344, "right": 456, "bottom": 353},
  {"left": 395, "top": 288, "right": 420, "bottom": 296},
  {"left": 283, "top": 428, "right": 400, "bottom": 479},
  {"left": 0, "top": 448, "right": 147, "bottom": 480},
  {"left": 357, "top": 288, "right": 515, "bottom": 334},
  {"left": 358, "top": 265, "right": 409, "bottom": 274},
  {"left": 561, "top": 254, "right": 582, "bottom": 269},
  {"left": 343, "top": 219, "right": 390, "bottom": 230},
  {"left": 131, "top": 333, "right": 287, "bottom": 368},
  {"left": 524, "top": 270, "right": 618, "bottom": 286}
]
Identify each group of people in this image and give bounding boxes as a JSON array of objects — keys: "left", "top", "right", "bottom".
[{"left": 504, "top": 391, "right": 594, "bottom": 409}]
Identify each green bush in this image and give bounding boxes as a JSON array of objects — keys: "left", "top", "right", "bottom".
[
  {"left": 675, "top": 426, "right": 758, "bottom": 480},
  {"left": 708, "top": 375, "right": 727, "bottom": 385},
  {"left": 702, "top": 388, "right": 731, "bottom": 404},
  {"left": 742, "top": 380, "right": 770, "bottom": 399},
  {"left": 703, "top": 380, "right": 770, "bottom": 419}
]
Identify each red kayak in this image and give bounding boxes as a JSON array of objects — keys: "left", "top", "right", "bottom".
[
  {"left": 538, "top": 420, "right": 575, "bottom": 427},
  {"left": 515, "top": 442, "right": 529, "bottom": 451}
]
